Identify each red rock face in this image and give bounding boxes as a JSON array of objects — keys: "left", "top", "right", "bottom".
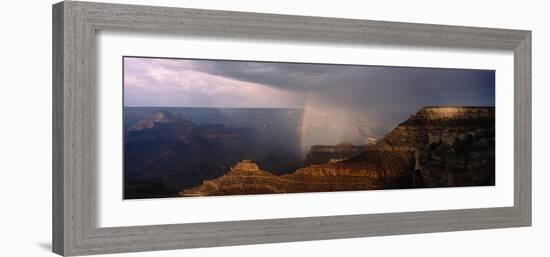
[
  {"left": 179, "top": 157, "right": 409, "bottom": 197},
  {"left": 179, "top": 106, "right": 495, "bottom": 197}
]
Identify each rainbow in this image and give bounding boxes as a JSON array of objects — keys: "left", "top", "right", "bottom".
[{"left": 298, "top": 92, "right": 312, "bottom": 153}]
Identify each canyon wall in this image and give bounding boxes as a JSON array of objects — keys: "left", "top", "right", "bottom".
[{"left": 374, "top": 106, "right": 495, "bottom": 187}]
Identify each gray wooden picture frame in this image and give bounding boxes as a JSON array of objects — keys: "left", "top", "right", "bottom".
[{"left": 52, "top": 1, "right": 531, "bottom": 256}]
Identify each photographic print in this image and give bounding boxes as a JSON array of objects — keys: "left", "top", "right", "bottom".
[{"left": 123, "top": 56, "right": 495, "bottom": 199}]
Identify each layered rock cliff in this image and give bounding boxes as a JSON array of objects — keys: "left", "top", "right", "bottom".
[
  {"left": 179, "top": 106, "right": 495, "bottom": 197},
  {"left": 179, "top": 158, "right": 405, "bottom": 197},
  {"left": 373, "top": 106, "right": 495, "bottom": 187}
]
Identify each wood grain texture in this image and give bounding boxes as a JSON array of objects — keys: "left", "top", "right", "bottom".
[
  {"left": 514, "top": 32, "right": 532, "bottom": 224},
  {"left": 52, "top": 2, "right": 65, "bottom": 254},
  {"left": 52, "top": 1, "right": 532, "bottom": 256}
]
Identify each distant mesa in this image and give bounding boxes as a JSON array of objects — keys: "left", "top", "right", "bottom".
[
  {"left": 305, "top": 142, "right": 368, "bottom": 165},
  {"left": 128, "top": 111, "right": 170, "bottom": 131}
]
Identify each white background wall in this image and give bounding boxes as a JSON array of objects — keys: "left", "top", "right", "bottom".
[{"left": 0, "top": 0, "right": 547, "bottom": 256}]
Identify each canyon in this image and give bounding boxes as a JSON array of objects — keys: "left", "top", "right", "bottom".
[
  {"left": 123, "top": 107, "right": 306, "bottom": 198},
  {"left": 179, "top": 106, "right": 495, "bottom": 197}
]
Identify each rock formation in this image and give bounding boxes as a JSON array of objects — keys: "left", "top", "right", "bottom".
[
  {"left": 305, "top": 142, "right": 369, "bottom": 165},
  {"left": 179, "top": 158, "right": 405, "bottom": 197},
  {"left": 373, "top": 106, "right": 495, "bottom": 187},
  {"left": 128, "top": 111, "right": 170, "bottom": 131},
  {"left": 179, "top": 106, "right": 495, "bottom": 197}
]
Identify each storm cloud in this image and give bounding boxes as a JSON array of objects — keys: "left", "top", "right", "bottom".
[{"left": 124, "top": 56, "right": 495, "bottom": 135}]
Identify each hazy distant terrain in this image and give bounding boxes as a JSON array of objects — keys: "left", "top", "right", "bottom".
[{"left": 124, "top": 107, "right": 307, "bottom": 198}]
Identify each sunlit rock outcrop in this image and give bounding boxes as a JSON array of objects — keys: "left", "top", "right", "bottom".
[{"left": 179, "top": 158, "right": 404, "bottom": 197}]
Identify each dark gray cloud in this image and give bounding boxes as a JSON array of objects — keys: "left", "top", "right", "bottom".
[{"left": 188, "top": 59, "right": 495, "bottom": 125}]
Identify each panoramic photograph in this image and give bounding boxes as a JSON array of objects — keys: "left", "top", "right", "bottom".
[{"left": 123, "top": 56, "right": 496, "bottom": 199}]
